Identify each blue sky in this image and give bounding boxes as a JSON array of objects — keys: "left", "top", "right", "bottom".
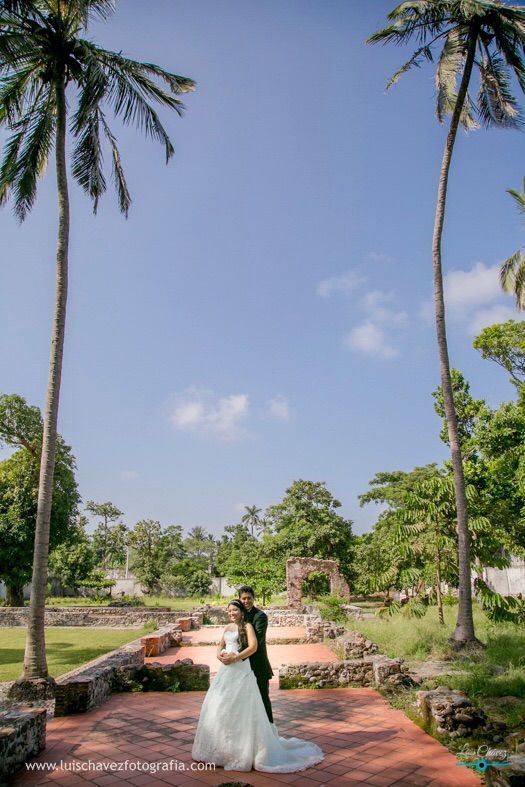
[{"left": 2, "top": 0, "right": 525, "bottom": 538}]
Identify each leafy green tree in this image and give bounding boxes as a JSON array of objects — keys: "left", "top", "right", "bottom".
[
  {"left": 0, "top": 443, "right": 80, "bottom": 606},
  {"left": 0, "top": 393, "right": 43, "bottom": 457},
  {"left": 500, "top": 178, "right": 525, "bottom": 309},
  {"left": 266, "top": 480, "right": 354, "bottom": 582},
  {"left": 161, "top": 558, "right": 211, "bottom": 597},
  {"left": 432, "top": 369, "right": 491, "bottom": 460},
  {"left": 128, "top": 521, "right": 184, "bottom": 594},
  {"left": 85, "top": 501, "right": 126, "bottom": 569},
  {"left": 358, "top": 465, "right": 441, "bottom": 509},
  {"left": 217, "top": 538, "right": 283, "bottom": 605},
  {"left": 357, "top": 466, "right": 443, "bottom": 599},
  {"left": 48, "top": 515, "right": 95, "bottom": 594},
  {"left": 215, "top": 523, "right": 254, "bottom": 576},
  {"left": 182, "top": 526, "right": 217, "bottom": 572},
  {"left": 0, "top": 394, "right": 79, "bottom": 606},
  {"left": 433, "top": 367, "right": 525, "bottom": 555},
  {"left": 397, "top": 477, "right": 464, "bottom": 624},
  {"left": 0, "top": 0, "right": 194, "bottom": 682},
  {"left": 474, "top": 320, "right": 525, "bottom": 388},
  {"left": 368, "top": 0, "right": 525, "bottom": 647}
]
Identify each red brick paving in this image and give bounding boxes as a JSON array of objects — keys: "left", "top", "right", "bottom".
[
  {"left": 176, "top": 626, "right": 307, "bottom": 646},
  {"left": 9, "top": 635, "right": 481, "bottom": 786}
]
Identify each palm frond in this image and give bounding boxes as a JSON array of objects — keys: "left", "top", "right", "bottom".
[
  {"left": 82, "top": 43, "right": 195, "bottom": 162},
  {"left": 513, "top": 257, "right": 525, "bottom": 310},
  {"left": 99, "top": 112, "right": 130, "bottom": 217},
  {"left": 368, "top": 2, "right": 450, "bottom": 47},
  {"left": 71, "top": 106, "right": 106, "bottom": 212},
  {"left": 70, "top": 45, "right": 108, "bottom": 134},
  {"left": 386, "top": 43, "right": 434, "bottom": 90},
  {"left": 477, "top": 52, "right": 523, "bottom": 129},
  {"left": 0, "top": 62, "right": 36, "bottom": 125},
  {"left": 435, "top": 26, "right": 478, "bottom": 128},
  {"left": 500, "top": 247, "right": 525, "bottom": 305},
  {"left": 4, "top": 86, "right": 55, "bottom": 221},
  {"left": 0, "top": 112, "right": 30, "bottom": 205},
  {"left": 507, "top": 178, "right": 525, "bottom": 219},
  {"left": 489, "top": 10, "right": 525, "bottom": 95}
]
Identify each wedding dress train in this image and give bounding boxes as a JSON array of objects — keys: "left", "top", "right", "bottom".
[{"left": 192, "top": 629, "right": 324, "bottom": 773}]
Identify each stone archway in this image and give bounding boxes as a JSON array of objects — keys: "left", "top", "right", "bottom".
[{"left": 286, "top": 557, "right": 351, "bottom": 608}]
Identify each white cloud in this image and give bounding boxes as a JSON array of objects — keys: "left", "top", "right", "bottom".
[
  {"left": 122, "top": 470, "right": 139, "bottom": 479},
  {"left": 316, "top": 270, "right": 364, "bottom": 298},
  {"left": 444, "top": 262, "right": 502, "bottom": 317},
  {"left": 342, "top": 290, "right": 406, "bottom": 359},
  {"left": 170, "top": 386, "right": 251, "bottom": 441},
  {"left": 267, "top": 394, "right": 292, "bottom": 422},
  {"left": 420, "top": 262, "right": 523, "bottom": 335},
  {"left": 343, "top": 321, "right": 399, "bottom": 359},
  {"left": 467, "top": 305, "right": 520, "bottom": 335},
  {"left": 363, "top": 290, "right": 408, "bottom": 325},
  {"left": 234, "top": 502, "right": 247, "bottom": 513},
  {"left": 367, "top": 252, "right": 393, "bottom": 264}
]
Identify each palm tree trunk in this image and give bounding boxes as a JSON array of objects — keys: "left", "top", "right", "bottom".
[
  {"left": 436, "top": 542, "right": 444, "bottom": 626},
  {"left": 432, "top": 30, "right": 479, "bottom": 647},
  {"left": 21, "top": 76, "right": 70, "bottom": 681}
]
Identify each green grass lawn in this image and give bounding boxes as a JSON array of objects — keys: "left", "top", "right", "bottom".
[
  {"left": 41, "top": 593, "right": 290, "bottom": 609},
  {"left": 0, "top": 626, "right": 154, "bottom": 683},
  {"left": 355, "top": 602, "right": 525, "bottom": 731}
]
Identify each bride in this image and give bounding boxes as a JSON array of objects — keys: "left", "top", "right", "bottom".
[{"left": 192, "top": 599, "right": 324, "bottom": 773}]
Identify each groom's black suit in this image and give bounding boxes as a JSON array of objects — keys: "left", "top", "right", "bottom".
[{"left": 244, "top": 605, "right": 273, "bottom": 723}]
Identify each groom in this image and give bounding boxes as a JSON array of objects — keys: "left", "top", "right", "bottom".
[{"left": 239, "top": 584, "right": 274, "bottom": 723}]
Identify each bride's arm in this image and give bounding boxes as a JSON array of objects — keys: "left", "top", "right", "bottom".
[
  {"left": 234, "top": 622, "right": 258, "bottom": 663},
  {"left": 216, "top": 629, "right": 227, "bottom": 660}
]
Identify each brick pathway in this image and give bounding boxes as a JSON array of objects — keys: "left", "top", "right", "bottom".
[
  {"left": 9, "top": 634, "right": 481, "bottom": 786},
  {"left": 174, "top": 626, "right": 307, "bottom": 646}
]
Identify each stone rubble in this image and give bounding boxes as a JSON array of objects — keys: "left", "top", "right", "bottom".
[{"left": 417, "top": 687, "right": 486, "bottom": 738}]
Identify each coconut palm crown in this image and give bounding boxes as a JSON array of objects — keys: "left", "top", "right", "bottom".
[
  {"left": 0, "top": 0, "right": 195, "bottom": 686},
  {"left": 0, "top": 0, "right": 195, "bottom": 218},
  {"left": 368, "top": 0, "right": 525, "bottom": 131},
  {"left": 368, "top": 0, "right": 525, "bottom": 647}
]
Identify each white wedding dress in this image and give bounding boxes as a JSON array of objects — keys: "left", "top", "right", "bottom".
[{"left": 192, "top": 629, "right": 324, "bottom": 773}]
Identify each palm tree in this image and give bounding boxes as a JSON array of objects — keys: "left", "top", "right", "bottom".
[
  {"left": 241, "top": 505, "right": 263, "bottom": 538},
  {"left": 368, "top": 0, "right": 525, "bottom": 646},
  {"left": 501, "top": 177, "right": 525, "bottom": 307},
  {"left": 0, "top": 0, "right": 194, "bottom": 689}
]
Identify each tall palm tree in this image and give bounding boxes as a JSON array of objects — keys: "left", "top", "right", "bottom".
[
  {"left": 0, "top": 0, "right": 194, "bottom": 687},
  {"left": 501, "top": 176, "right": 525, "bottom": 307},
  {"left": 241, "top": 505, "right": 263, "bottom": 538},
  {"left": 368, "top": 0, "right": 525, "bottom": 646}
]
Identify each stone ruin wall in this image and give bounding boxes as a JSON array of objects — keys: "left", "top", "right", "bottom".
[{"left": 286, "top": 557, "right": 351, "bottom": 608}]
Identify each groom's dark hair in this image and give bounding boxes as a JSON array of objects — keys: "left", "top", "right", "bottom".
[{"left": 238, "top": 585, "right": 255, "bottom": 597}]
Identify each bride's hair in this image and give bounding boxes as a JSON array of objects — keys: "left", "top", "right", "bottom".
[{"left": 228, "top": 599, "right": 248, "bottom": 650}]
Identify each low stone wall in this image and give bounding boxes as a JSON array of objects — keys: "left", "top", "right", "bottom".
[
  {"left": 54, "top": 636, "right": 210, "bottom": 716},
  {"left": 54, "top": 642, "right": 145, "bottom": 716},
  {"left": 334, "top": 630, "right": 379, "bottom": 659},
  {"left": 417, "top": 688, "right": 486, "bottom": 738},
  {"left": 279, "top": 656, "right": 406, "bottom": 689},
  {"left": 116, "top": 659, "right": 210, "bottom": 693},
  {"left": 0, "top": 607, "right": 202, "bottom": 628},
  {"left": 199, "top": 605, "right": 320, "bottom": 628},
  {"left": 306, "top": 619, "right": 345, "bottom": 643},
  {"left": 141, "top": 626, "right": 182, "bottom": 657},
  {"left": 0, "top": 708, "right": 46, "bottom": 784}
]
